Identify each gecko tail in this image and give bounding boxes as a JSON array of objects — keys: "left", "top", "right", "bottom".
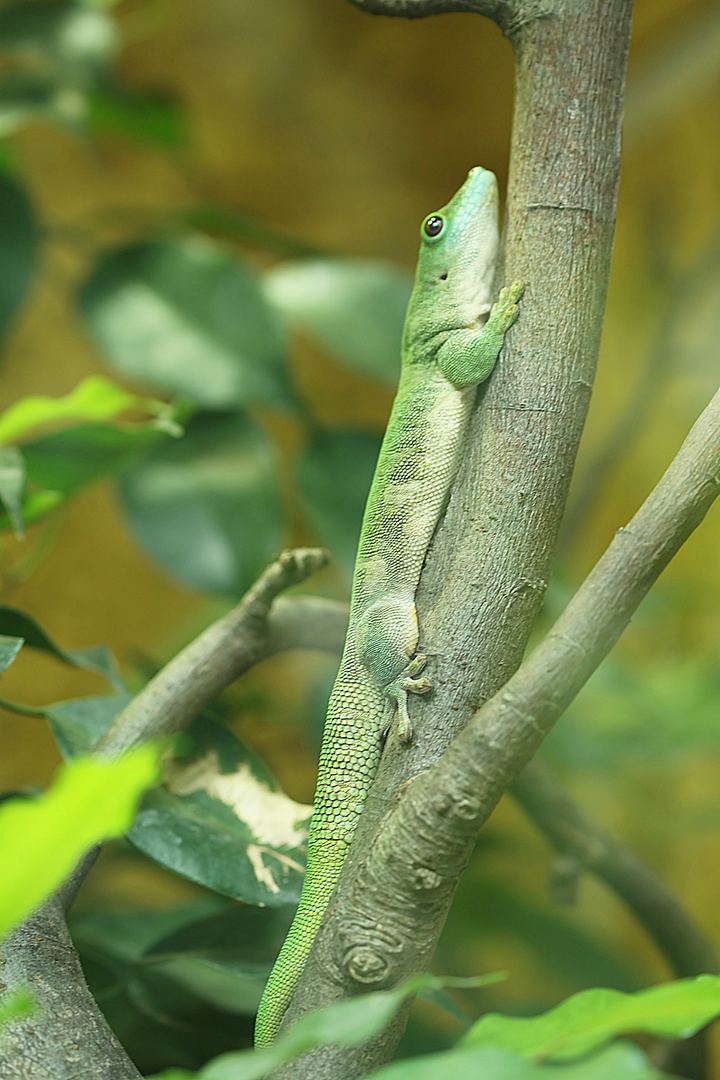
[{"left": 254, "top": 837, "right": 348, "bottom": 1047}]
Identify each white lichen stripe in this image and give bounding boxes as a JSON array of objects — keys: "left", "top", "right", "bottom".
[
  {"left": 163, "top": 751, "right": 312, "bottom": 849},
  {"left": 247, "top": 844, "right": 306, "bottom": 896}
]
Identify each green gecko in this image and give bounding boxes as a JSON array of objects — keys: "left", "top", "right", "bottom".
[{"left": 254, "top": 166, "right": 523, "bottom": 1047}]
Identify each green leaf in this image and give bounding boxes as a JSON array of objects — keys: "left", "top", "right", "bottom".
[
  {"left": 47, "top": 692, "right": 132, "bottom": 758},
  {"left": 88, "top": 87, "right": 185, "bottom": 147},
  {"left": 47, "top": 697, "right": 310, "bottom": 906},
  {"left": 129, "top": 716, "right": 311, "bottom": 906},
  {"left": 462, "top": 976, "right": 720, "bottom": 1062},
  {"left": 21, "top": 420, "right": 174, "bottom": 496},
  {"left": 367, "top": 1042, "right": 668, "bottom": 1080},
  {"left": 0, "top": 173, "right": 38, "bottom": 343},
  {"left": 0, "top": 606, "right": 123, "bottom": 689},
  {"left": 0, "top": 746, "right": 158, "bottom": 941},
  {"left": 0, "top": 375, "right": 177, "bottom": 447},
  {"left": 263, "top": 258, "right": 411, "bottom": 385},
  {"left": 297, "top": 428, "right": 381, "bottom": 574},
  {"left": 0, "top": 446, "right": 25, "bottom": 534},
  {"left": 70, "top": 901, "right": 261, "bottom": 1070},
  {"left": 118, "top": 411, "right": 283, "bottom": 596},
  {"left": 148, "top": 975, "right": 503, "bottom": 1080},
  {"left": 0, "top": 489, "right": 63, "bottom": 532},
  {"left": 0, "top": 635, "right": 24, "bottom": 675},
  {"left": 79, "top": 239, "right": 294, "bottom": 409}
]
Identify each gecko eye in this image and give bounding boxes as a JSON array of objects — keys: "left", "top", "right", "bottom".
[{"left": 422, "top": 214, "right": 445, "bottom": 240}]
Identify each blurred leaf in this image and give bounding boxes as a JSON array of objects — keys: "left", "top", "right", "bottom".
[
  {"left": 544, "top": 656, "right": 720, "bottom": 772},
  {"left": 0, "top": 635, "right": 23, "bottom": 675},
  {"left": 0, "top": 375, "right": 178, "bottom": 447},
  {"left": 0, "top": 446, "right": 25, "bottom": 535},
  {"left": 129, "top": 716, "right": 311, "bottom": 906},
  {"left": 80, "top": 239, "right": 294, "bottom": 410},
  {"left": 0, "top": 173, "right": 38, "bottom": 342},
  {"left": 71, "top": 902, "right": 255, "bottom": 1073},
  {"left": 0, "top": 987, "right": 35, "bottom": 1034},
  {"left": 0, "top": 1, "right": 117, "bottom": 67},
  {"left": 145, "top": 905, "right": 294, "bottom": 986},
  {"left": 0, "top": 746, "right": 157, "bottom": 941},
  {"left": 0, "top": 489, "right": 64, "bottom": 532},
  {"left": 297, "top": 428, "right": 380, "bottom": 574},
  {"left": 88, "top": 86, "right": 185, "bottom": 147},
  {"left": 21, "top": 419, "right": 176, "bottom": 495},
  {"left": 0, "top": 606, "right": 123, "bottom": 689},
  {"left": 365, "top": 1042, "right": 666, "bottom": 1080},
  {"left": 148, "top": 975, "right": 501, "bottom": 1080},
  {"left": 47, "top": 692, "right": 132, "bottom": 758},
  {"left": 118, "top": 411, "right": 283, "bottom": 596},
  {"left": 186, "top": 205, "right": 322, "bottom": 260},
  {"left": 462, "top": 975, "right": 720, "bottom": 1062},
  {"left": 263, "top": 258, "right": 411, "bottom": 385},
  {"left": 471, "top": 881, "right": 642, "bottom": 994}
]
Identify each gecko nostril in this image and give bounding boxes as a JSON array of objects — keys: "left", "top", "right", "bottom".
[{"left": 439, "top": 272, "right": 448, "bottom": 281}]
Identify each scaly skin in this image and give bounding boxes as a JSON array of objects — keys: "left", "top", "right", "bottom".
[{"left": 254, "top": 167, "right": 523, "bottom": 1046}]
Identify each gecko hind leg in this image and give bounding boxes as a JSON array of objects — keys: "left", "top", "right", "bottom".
[{"left": 387, "top": 654, "right": 431, "bottom": 744}]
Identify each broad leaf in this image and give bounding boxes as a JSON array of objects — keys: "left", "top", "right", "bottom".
[
  {"left": 0, "top": 375, "right": 177, "bottom": 447},
  {"left": 47, "top": 692, "right": 132, "bottom": 758},
  {"left": 0, "top": 607, "right": 123, "bottom": 689},
  {"left": 21, "top": 420, "right": 174, "bottom": 496},
  {"left": 0, "top": 173, "right": 38, "bottom": 345},
  {"left": 367, "top": 1042, "right": 667, "bottom": 1080},
  {"left": 462, "top": 976, "right": 720, "bottom": 1062},
  {"left": 263, "top": 258, "right": 411, "bottom": 385},
  {"left": 148, "top": 975, "right": 502, "bottom": 1080},
  {"left": 118, "top": 411, "right": 283, "bottom": 596},
  {"left": 130, "top": 717, "right": 311, "bottom": 906},
  {"left": 71, "top": 902, "right": 263, "bottom": 1071},
  {"left": 80, "top": 238, "right": 293, "bottom": 409},
  {"left": 297, "top": 428, "right": 381, "bottom": 574},
  {"left": 0, "top": 746, "right": 157, "bottom": 941},
  {"left": 47, "top": 696, "right": 311, "bottom": 906}
]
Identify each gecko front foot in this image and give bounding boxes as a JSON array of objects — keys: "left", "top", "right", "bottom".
[{"left": 489, "top": 280, "right": 525, "bottom": 334}]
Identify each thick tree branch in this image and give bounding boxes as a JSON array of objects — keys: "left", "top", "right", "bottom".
[
  {"left": 275, "top": 1, "right": 634, "bottom": 1072},
  {"left": 0, "top": 850, "right": 142, "bottom": 1080},
  {"left": 281, "top": 381, "right": 720, "bottom": 1078}
]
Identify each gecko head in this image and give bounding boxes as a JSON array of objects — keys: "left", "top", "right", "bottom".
[{"left": 415, "top": 167, "right": 500, "bottom": 321}]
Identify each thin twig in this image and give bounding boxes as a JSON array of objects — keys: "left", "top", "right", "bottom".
[
  {"left": 513, "top": 761, "right": 720, "bottom": 978},
  {"left": 95, "top": 548, "right": 331, "bottom": 758}
]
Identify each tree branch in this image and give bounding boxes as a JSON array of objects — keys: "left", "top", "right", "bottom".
[
  {"left": 513, "top": 761, "right": 720, "bottom": 979},
  {"left": 95, "top": 548, "right": 332, "bottom": 758},
  {"left": 345, "top": 0, "right": 542, "bottom": 36},
  {"left": 274, "top": 0, "right": 634, "bottom": 1072},
  {"left": 281, "top": 378, "right": 720, "bottom": 1077}
]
